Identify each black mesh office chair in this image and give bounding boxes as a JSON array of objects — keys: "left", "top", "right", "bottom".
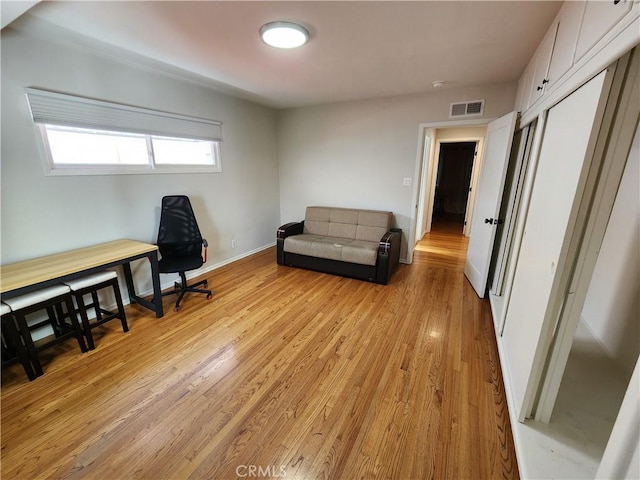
[{"left": 157, "top": 195, "right": 212, "bottom": 311}]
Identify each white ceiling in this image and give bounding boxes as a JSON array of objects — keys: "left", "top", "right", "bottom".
[{"left": 9, "top": 1, "right": 563, "bottom": 109}]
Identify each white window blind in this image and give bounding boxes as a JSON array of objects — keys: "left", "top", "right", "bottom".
[{"left": 25, "top": 88, "right": 222, "bottom": 142}]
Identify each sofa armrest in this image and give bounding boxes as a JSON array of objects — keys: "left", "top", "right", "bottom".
[
  {"left": 277, "top": 221, "right": 304, "bottom": 240},
  {"left": 277, "top": 221, "right": 304, "bottom": 264},
  {"left": 378, "top": 231, "right": 394, "bottom": 255},
  {"left": 376, "top": 228, "right": 402, "bottom": 284}
]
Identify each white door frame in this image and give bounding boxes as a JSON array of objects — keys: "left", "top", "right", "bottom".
[
  {"left": 409, "top": 118, "right": 492, "bottom": 264},
  {"left": 414, "top": 131, "right": 433, "bottom": 244}
]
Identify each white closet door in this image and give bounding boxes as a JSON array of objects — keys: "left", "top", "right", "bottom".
[
  {"left": 464, "top": 112, "right": 517, "bottom": 297},
  {"left": 501, "top": 71, "right": 608, "bottom": 421}
]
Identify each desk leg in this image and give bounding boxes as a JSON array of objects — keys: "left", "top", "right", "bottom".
[
  {"left": 122, "top": 256, "right": 164, "bottom": 318},
  {"left": 149, "top": 250, "right": 163, "bottom": 318},
  {"left": 122, "top": 262, "right": 137, "bottom": 305}
]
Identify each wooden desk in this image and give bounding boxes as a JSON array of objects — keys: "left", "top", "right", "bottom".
[{"left": 0, "top": 239, "right": 163, "bottom": 318}]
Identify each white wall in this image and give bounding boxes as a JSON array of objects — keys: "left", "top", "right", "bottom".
[
  {"left": 434, "top": 126, "right": 487, "bottom": 142},
  {"left": 581, "top": 122, "right": 640, "bottom": 378},
  {"left": 1, "top": 26, "right": 280, "bottom": 296},
  {"left": 276, "top": 85, "right": 516, "bottom": 261}
]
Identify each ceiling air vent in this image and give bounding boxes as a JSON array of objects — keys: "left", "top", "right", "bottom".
[{"left": 449, "top": 99, "right": 485, "bottom": 118}]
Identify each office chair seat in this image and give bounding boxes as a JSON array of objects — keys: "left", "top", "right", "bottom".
[{"left": 158, "top": 254, "right": 203, "bottom": 273}]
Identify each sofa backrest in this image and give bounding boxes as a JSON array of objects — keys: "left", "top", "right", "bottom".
[{"left": 304, "top": 206, "right": 392, "bottom": 242}]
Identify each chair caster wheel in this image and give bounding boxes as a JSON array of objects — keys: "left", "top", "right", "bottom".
[
  {"left": 174, "top": 306, "right": 180, "bottom": 312},
  {"left": 204, "top": 280, "right": 208, "bottom": 287},
  {"left": 207, "top": 294, "right": 213, "bottom": 300}
]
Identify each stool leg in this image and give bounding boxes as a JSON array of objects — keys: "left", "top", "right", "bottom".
[
  {"left": 91, "top": 291, "right": 103, "bottom": 324},
  {"left": 112, "top": 281, "right": 129, "bottom": 332},
  {"left": 47, "top": 306, "right": 63, "bottom": 337},
  {"left": 75, "top": 293, "right": 95, "bottom": 351},
  {"left": 65, "top": 297, "right": 88, "bottom": 353},
  {"left": 14, "top": 312, "right": 43, "bottom": 377},
  {"left": 2, "top": 316, "right": 36, "bottom": 381}
]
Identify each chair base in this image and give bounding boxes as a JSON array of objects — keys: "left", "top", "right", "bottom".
[{"left": 161, "top": 272, "right": 212, "bottom": 311}]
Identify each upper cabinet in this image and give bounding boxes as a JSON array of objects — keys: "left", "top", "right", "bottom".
[
  {"left": 514, "top": 61, "right": 535, "bottom": 113},
  {"left": 547, "top": 1, "right": 586, "bottom": 88},
  {"left": 528, "top": 22, "right": 559, "bottom": 107},
  {"left": 575, "top": 0, "right": 633, "bottom": 62},
  {"left": 515, "top": 0, "right": 638, "bottom": 115}
]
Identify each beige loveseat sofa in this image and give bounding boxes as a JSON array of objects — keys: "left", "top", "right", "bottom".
[{"left": 276, "top": 206, "right": 401, "bottom": 284}]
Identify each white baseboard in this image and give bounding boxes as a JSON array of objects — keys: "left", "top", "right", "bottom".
[{"left": 134, "top": 242, "right": 276, "bottom": 302}]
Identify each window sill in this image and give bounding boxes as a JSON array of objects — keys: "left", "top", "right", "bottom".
[{"left": 44, "top": 165, "right": 223, "bottom": 176}]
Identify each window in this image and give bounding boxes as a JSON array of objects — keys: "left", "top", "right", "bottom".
[
  {"left": 152, "top": 135, "right": 219, "bottom": 166},
  {"left": 42, "top": 125, "right": 221, "bottom": 173},
  {"left": 26, "top": 88, "right": 222, "bottom": 175}
]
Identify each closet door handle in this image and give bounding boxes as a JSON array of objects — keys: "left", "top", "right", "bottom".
[{"left": 484, "top": 218, "right": 495, "bottom": 225}]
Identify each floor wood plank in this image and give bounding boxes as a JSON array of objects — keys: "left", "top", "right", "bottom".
[{"left": 1, "top": 224, "right": 519, "bottom": 479}]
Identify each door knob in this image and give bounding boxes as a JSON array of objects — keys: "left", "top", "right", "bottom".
[{"left": 484, "top": 218, "right": 494, "bottom": 224}]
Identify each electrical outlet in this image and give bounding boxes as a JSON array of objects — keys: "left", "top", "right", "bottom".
[
  {"left": 231, "top": 239, "right": 237, "bottom": 249},
  {"left": 403, "top": 177, "right": 412, "bottom": 186}
]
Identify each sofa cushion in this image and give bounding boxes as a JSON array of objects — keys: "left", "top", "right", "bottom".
[
  {"left": 283, "top": 234, "right": 378, "bottom": 266},
  {"left": 303, "top": 206, "right": 392, "bottom": 242},
  {"left": 328, "top": 221, "right": 357, "bottom": 239},
  {"left": 303, "top": 206, "right": 331, "bottom": 236}
]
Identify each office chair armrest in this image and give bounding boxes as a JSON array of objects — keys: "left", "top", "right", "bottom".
[{"left": 203, "top": 239, "right": 208, "bottom": 263}]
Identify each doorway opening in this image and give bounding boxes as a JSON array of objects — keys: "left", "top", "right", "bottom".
[
  {"left": 432, "top": 142, "right": 476, "bottom": 234},
  {"left": 410, "top": 120, "right": 488, "bottom": 265}
]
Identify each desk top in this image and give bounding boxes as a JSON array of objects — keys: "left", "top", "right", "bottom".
[{"left": 0, "top": 239, "right": 158, "bottom": 294}]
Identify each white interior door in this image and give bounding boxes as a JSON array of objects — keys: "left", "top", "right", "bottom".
[
  {"left": 501, "top": 70, "right": 609, "bottom": 422},
  {"left": 464, "top": 112, "right": 517, "bottom": 297}
]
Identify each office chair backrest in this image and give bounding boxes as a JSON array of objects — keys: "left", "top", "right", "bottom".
[{"left": 157, "top": 195, "right": 203, "bottom": 257}]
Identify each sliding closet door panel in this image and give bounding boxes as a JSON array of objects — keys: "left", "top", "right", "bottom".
[
  {"left": 491, "top": 123, "right": 534, "bottom": 297},
  {"left": 501, "top": 71, "right": 608, "bottom": 421}
]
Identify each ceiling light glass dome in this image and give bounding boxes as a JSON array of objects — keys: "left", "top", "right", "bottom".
[{"left": 260, "top": 21, "right": 309, "bottom": 49}]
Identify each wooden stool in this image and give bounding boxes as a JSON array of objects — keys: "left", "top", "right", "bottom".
[
  {"left": 64, "top": 271, "right": 128, "bottom": 350},
  {"left": 1, "top": 302, "right": 36, "bottom": 381},
  {"left": 2, "top": 285, "right": 87, "bottom": 377}
]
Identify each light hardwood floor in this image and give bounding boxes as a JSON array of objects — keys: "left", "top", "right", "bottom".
[{"left": 1, "top": 225, "right": 519, "bottom": 479}]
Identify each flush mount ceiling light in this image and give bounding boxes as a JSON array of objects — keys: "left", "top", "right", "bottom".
[{"left": 260, "top": 21, "right": 309, "bottom": 49}]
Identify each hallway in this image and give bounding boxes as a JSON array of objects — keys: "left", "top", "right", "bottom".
[{"left": 414, "top": 221, "right": 470, "bottom": 270}]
